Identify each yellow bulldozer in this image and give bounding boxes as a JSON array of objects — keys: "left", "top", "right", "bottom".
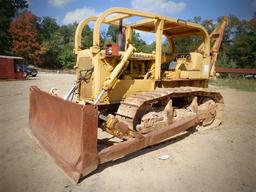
[{"left": 29, "top": 7, "right": 227, "bottom": 183}]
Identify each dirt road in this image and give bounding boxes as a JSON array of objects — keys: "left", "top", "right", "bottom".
[{"left": 0, "top": 73, "right": 255, "bottom": 192}]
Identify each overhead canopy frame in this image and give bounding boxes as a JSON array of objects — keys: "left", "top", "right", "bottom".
[{"left": 75, "top": 7, "right": 210, "bottom": 56}]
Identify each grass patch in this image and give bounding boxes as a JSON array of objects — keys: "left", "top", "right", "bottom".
[{"left": 210, "top": 78, "right": 256, "bottom": 92}]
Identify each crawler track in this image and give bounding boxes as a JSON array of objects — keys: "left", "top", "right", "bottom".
[{"left": 116, "top": 87, "right": 224, "bottom": 129}]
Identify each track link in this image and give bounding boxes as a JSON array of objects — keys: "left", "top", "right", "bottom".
[{"left": 116, "top": 87, "right": 224, "bottom": 129}]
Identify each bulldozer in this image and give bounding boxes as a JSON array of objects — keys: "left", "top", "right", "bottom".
[{"left": 29, "top": 7, "right": 227, "bottom": 183}]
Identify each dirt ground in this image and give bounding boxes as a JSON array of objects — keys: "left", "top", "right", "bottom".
[{"left": 0, "top": 73, "right": 255, "bottom": 192}]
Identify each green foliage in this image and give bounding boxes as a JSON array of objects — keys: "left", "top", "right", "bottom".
[
  {"left": 0, "top": 0, "right": 28, "bottom": 54},
  {"left": 174, "top": 16, "right": 204, "bottom": 53},
  {"left": 174, "top": 36, "right": 203, "bottom": 53},
  {"left": 226, "top": 19, "right": 256, "bottom": 69},
  {"left": 57, "top": 43, "right": 75, "bottom": 69},
  {"left": 38, "top": 18, "right": 76, "bottom": 69},
  {"left": 39, "top": 17, "right": 59, "bottom": 41},
  {"left": 39, "top": 17, "right": 62, "bottom": 68},
  {"left": 56, "top": 24, "right": 76, "bottom": 69},
  {"left": 143, "top": 42, "right": 155, "bottom": 53},
  {"left": 217, "top": 15, "right": 256, "bottom": 69},
  {"left": 174, "top": 14, "right": 256, "bottom": 70},
  {"left": 226, "top": 35, "right": 256, "bottom": 68},
  {"left": 131, "top": 31, "right": 147, "bottom": 52},
  {"left": 217, "top": 53, "right": 237, "bottom": 68},
  {"left": 201, "top": 19, "right": 214, "bottom": 33},
  {"left": 106, "top": 25, "right": 118, "bottom": 43},
  {"left": 81, "top": 25, "right": 93, "bottom": 49}
]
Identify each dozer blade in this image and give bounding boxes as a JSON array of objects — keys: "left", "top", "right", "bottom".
[
  {"left": 29, "top": 86, "right": 98, "bottom": 183},
  {"left": 29, "top": 86, "right": 223, "bottom": 183}
]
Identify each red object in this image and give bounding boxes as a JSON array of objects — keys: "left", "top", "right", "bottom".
[
  {"left": 0, "top": 55, "right": 25, "bottom": 79},
  {"left": 216, "top": 67, "right": 256, "bottom": 75},
  {"left": 105, "top": 44, "right": 119, "bottom": 57}
]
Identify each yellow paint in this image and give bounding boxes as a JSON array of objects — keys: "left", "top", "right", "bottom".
[{"left": 73, "top": 7, "right": 220, "bottom": 105}]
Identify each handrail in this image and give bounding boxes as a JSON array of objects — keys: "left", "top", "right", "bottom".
[{"left": 74, "top": 16, "right": 97, "bottom": 54}]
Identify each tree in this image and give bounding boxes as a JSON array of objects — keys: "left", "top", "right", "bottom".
[
  {"left": 57, "top": 24, "right": 76, "bottom": 68},
  {"left": 39, "top": 17, "right": 62, "bottom": 68},
  {"left": 131, "top": 31, "right": 147, "bottom": 52},
  {"left": 225, "top": 17, "right": 256, "bottom": 69},
  {"left": 201, "top": 19, "right": 214, "bottom": 33},
  {"left": 9, "top": 11, "right": 44, "bottom": 65},
  {"left": 58, "top": 43, "right": 75, "bottom": 69},
  {"left": 106, "top": 25, "right": 118, "bottom": 42},
  {"left": 39, "top": 17, "right": 59, "bottom": 41},
  {"left": 0, "top": 0, "right": 28, "bottom": 54},
  {"left": 216, "top": 14, "right": 256, "bottom": 69},
  {"left": 81, "top": 24, "right": 93, "bottom": 49}
]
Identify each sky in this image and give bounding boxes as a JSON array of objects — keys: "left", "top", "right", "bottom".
[{"left": 29, "top": 0, "right": 255, "bottom": 42}]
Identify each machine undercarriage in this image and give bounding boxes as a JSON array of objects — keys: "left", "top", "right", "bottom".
[{"left": 102, "top": 87, "right": 224, "bottom": 139}]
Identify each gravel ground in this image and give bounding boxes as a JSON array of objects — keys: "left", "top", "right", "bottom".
[{"left": 0, "top": 73, "right": 255, "bottom": 192}]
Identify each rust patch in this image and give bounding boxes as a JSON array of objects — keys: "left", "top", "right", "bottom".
[{"left": 29, "top": 86, "right": 98, "bottom": 183}]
